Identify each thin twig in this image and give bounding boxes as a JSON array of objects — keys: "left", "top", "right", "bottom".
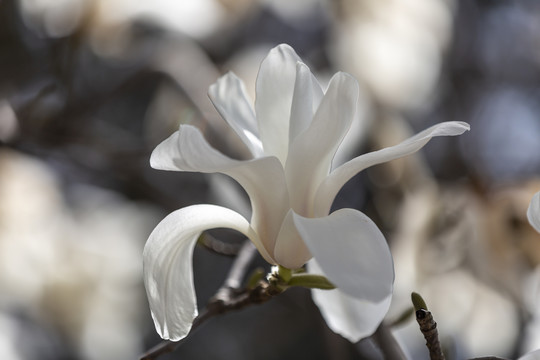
[
  {"left": 416, "top": 309, "right": 445, "bottom": 360},
  {"left": 139, "top": 241, "right": 284, "bottom": 360},
  {"left": 411, "top": 293, "right": 511, "bottom": 360},
  {"left": 217, "top": 240, "right": 257, "bottom": 290},
  {"left": 411, "top": 292, "right": 445, "bottom": 360}
]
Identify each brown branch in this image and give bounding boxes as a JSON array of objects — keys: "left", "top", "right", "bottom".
[
  {"left": 416, "top": 309, "right": 445, "bottom": 360},
  {"left": 139, "top": 340, "right": 177, "bottom": 360},
  {"left": 411, "top": 293, "right": 511, "bottom": 360},
  {"left": 139, "top": 241, "right": 284, "bottom": 360}
]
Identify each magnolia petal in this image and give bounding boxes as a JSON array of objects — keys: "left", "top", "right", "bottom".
[
  {"left": 289, "top": 62, "right": 315, "bottom": 144},
  {"left": 311, "top": 73, "right": 324, "bottom": 115},
  {"left": 286, "top": 72, "right": 359, "bottom": 216},
  {"left": 519, "top": 350, "right": 540, "bottom": 360},
  {"left": 527, "top": 191, "right": 540, "bottom": 233},
  {"left": 293, "top": 208, "right": 393, "bottom": 302},
  {"left": 150, "top": 125, "right": 234, "bottom": 172},
  {"left": 255, "top": 44, "right": 301, "bottom": 163},
  {"left": 143, "top": 204, "right": 258, "bottom": 341},
  {"left": 208, "top": 72, "right": 263, "bottom": 157},
  {"left": 314, "top": 121, "right": 470, "bottom": 216},
  {"left": 273, "top": 210, "right": 312, "bottom": 269},
  {"left": 150, "top": 125, "right": 288, "bottom": 260},
  {"left": 308, "top": 259, "right": 393, "bottom": 342}
]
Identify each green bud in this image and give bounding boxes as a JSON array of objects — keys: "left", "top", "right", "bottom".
[{"left": 411, "top": 292, "right": 428, "bottom": 311}]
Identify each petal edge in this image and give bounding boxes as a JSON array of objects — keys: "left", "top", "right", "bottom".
[
  {"left": 143, "top": 204, "right": 258, "bottom": 341},
  {"left": 308, "top": 259, "right": 393, "bottom": 342},
  {"left": 293, "top": 208, "right": 394, "bottom": 302},
  {"left": 315, "top": 121, "right": 470, "bottom": 216}
]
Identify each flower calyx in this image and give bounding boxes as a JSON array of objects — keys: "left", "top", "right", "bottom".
[{"left": 267, "top": 265, "right": 336, "bottom": 292}]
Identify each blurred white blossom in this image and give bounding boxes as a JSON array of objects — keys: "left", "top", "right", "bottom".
[
  {"left": 332, "top": 0, "right": 454, "bottom": 111},
  {"left": 391, "top": 181, "right": 540, "bottom": 358},
  {"left": 0, "top": 150, "right": 160, "bottom": 360}
]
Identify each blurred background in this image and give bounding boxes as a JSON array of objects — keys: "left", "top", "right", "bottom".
[{"left": 1, "top": 0, "right": 540, "bottom": 359}]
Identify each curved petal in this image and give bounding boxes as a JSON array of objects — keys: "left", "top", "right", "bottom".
[
  {"left": 150, "top": 125, "right": 289, "bottom": 260},
  {"left": 314, "top": 121, "right": 470, "bottom": 216},
  {"left": 527, "top": 191, "right": 540, "bottom": 233},
  {"left": 150, "top": 125, "right": 232, "bottom": 172},
  {"left": 255, "top": 44, "right": 301, "bottom": 163},
  {"left": 285, "top": 72, "right": 359, "bottom": 216},
  {"left": 273, "top": 210, "right": 312, "bottom": 269},
  {"left": 519, "top": 350, "right": 540, "bottom": 360},
  {"left": 293, "top": 208, "right": 393, "bottom": 302},
  {"left": 208, "top": 72, "right": 263, "bottom": 157},
  {"left": 143, "top": 204, "right": 259, "bottom": 341},
  {"left": 308, "top": 259, "right": 393, "bottom": 342}
]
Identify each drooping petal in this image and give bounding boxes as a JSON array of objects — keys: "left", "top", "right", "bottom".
[
  {"left": 308, "top": 259, "right": 393, "bottom": 342},
  {"left": 286, "top": 72, "right": 359, "bottom": 216},
  {"left": 273, "top": 209, "right": 312, "bottom": 269},
  {"left": 519, "top": 349, "right": 540, "bottom": 360},
  {"left": 527, "top": 191, "right": 540, "bottom": 233},
  {"left": 143, "top": 204, "right": 259, "bottom": 341},
  {"left": 150, "top": 125, "right": 288, "bottom": 260},
  {"left": 293, "top": 208, "right": 393, "bottom": 302},
  {"left": 208, "top": 72, "right": 263, "bottom": 157},
  {"left": 255, "top": 44, "right": 301, "bottom": 163},
  {"left": 314, "top": 121, "right": 470, "bottom": 216}
]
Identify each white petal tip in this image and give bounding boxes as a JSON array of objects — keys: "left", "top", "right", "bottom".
[
  {"left": 437, "top": 121, "right": 471, "bottom": 136},
  {"left": 454, "top": 121, "right": 471, "bottom": 132},
  {"left": 208, "top": 71, "right": 239, "bottom": 94},
  {"left": 274, "top": 43, "right": 295, "bottom": 52},
  {"left": 151, "top": 308, "right": 197, "bottom": 342},
  {"left": 149, "top": 131, "right": 181, "bottom": 170}
]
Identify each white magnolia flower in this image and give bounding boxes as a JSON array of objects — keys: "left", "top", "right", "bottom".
[
  {"left": 143, "top": 43, "right": 470, "bottom": 342},
  {"left": 528, "top": 191, "right": 540, "bottom": 233}
]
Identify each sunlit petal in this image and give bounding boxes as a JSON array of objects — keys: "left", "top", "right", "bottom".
[
  {"left": 255, "top": 44, "right": 301, "bottom": 163},
  {"left": 308, "top": 259, "right": 393, "bottom": 342},
  {"left": 150, "top": 125, "right": 238, "bottom": 172},
  {"left": 314, "top": 121, "right": 470, "bottom": 215},
  {"left": 208, "top": 72, "right": 263, "bottom": 157},
  {"left": 293, "top": 208, "right": 393, "bottom": 302},
  {"left": 286, "top": 72, "right": 359, "bottom": 216},
  {"left": 311, "top": 73, "right": 324, "bottom": 115},
  {"left": 527, "top": 191, "right": 540, "bottom": 233},
  {"left": 143, "top": 204, "right": 258, "bottom": 341},
  {"left": 150, "top": 125, "right": 288, "bottom": 260},
  {"left": 273, "top": 210, "right": 312, "bottom": 269},
  {"left": 289, "top": 62, "right": 315, "bottom": 144}
]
